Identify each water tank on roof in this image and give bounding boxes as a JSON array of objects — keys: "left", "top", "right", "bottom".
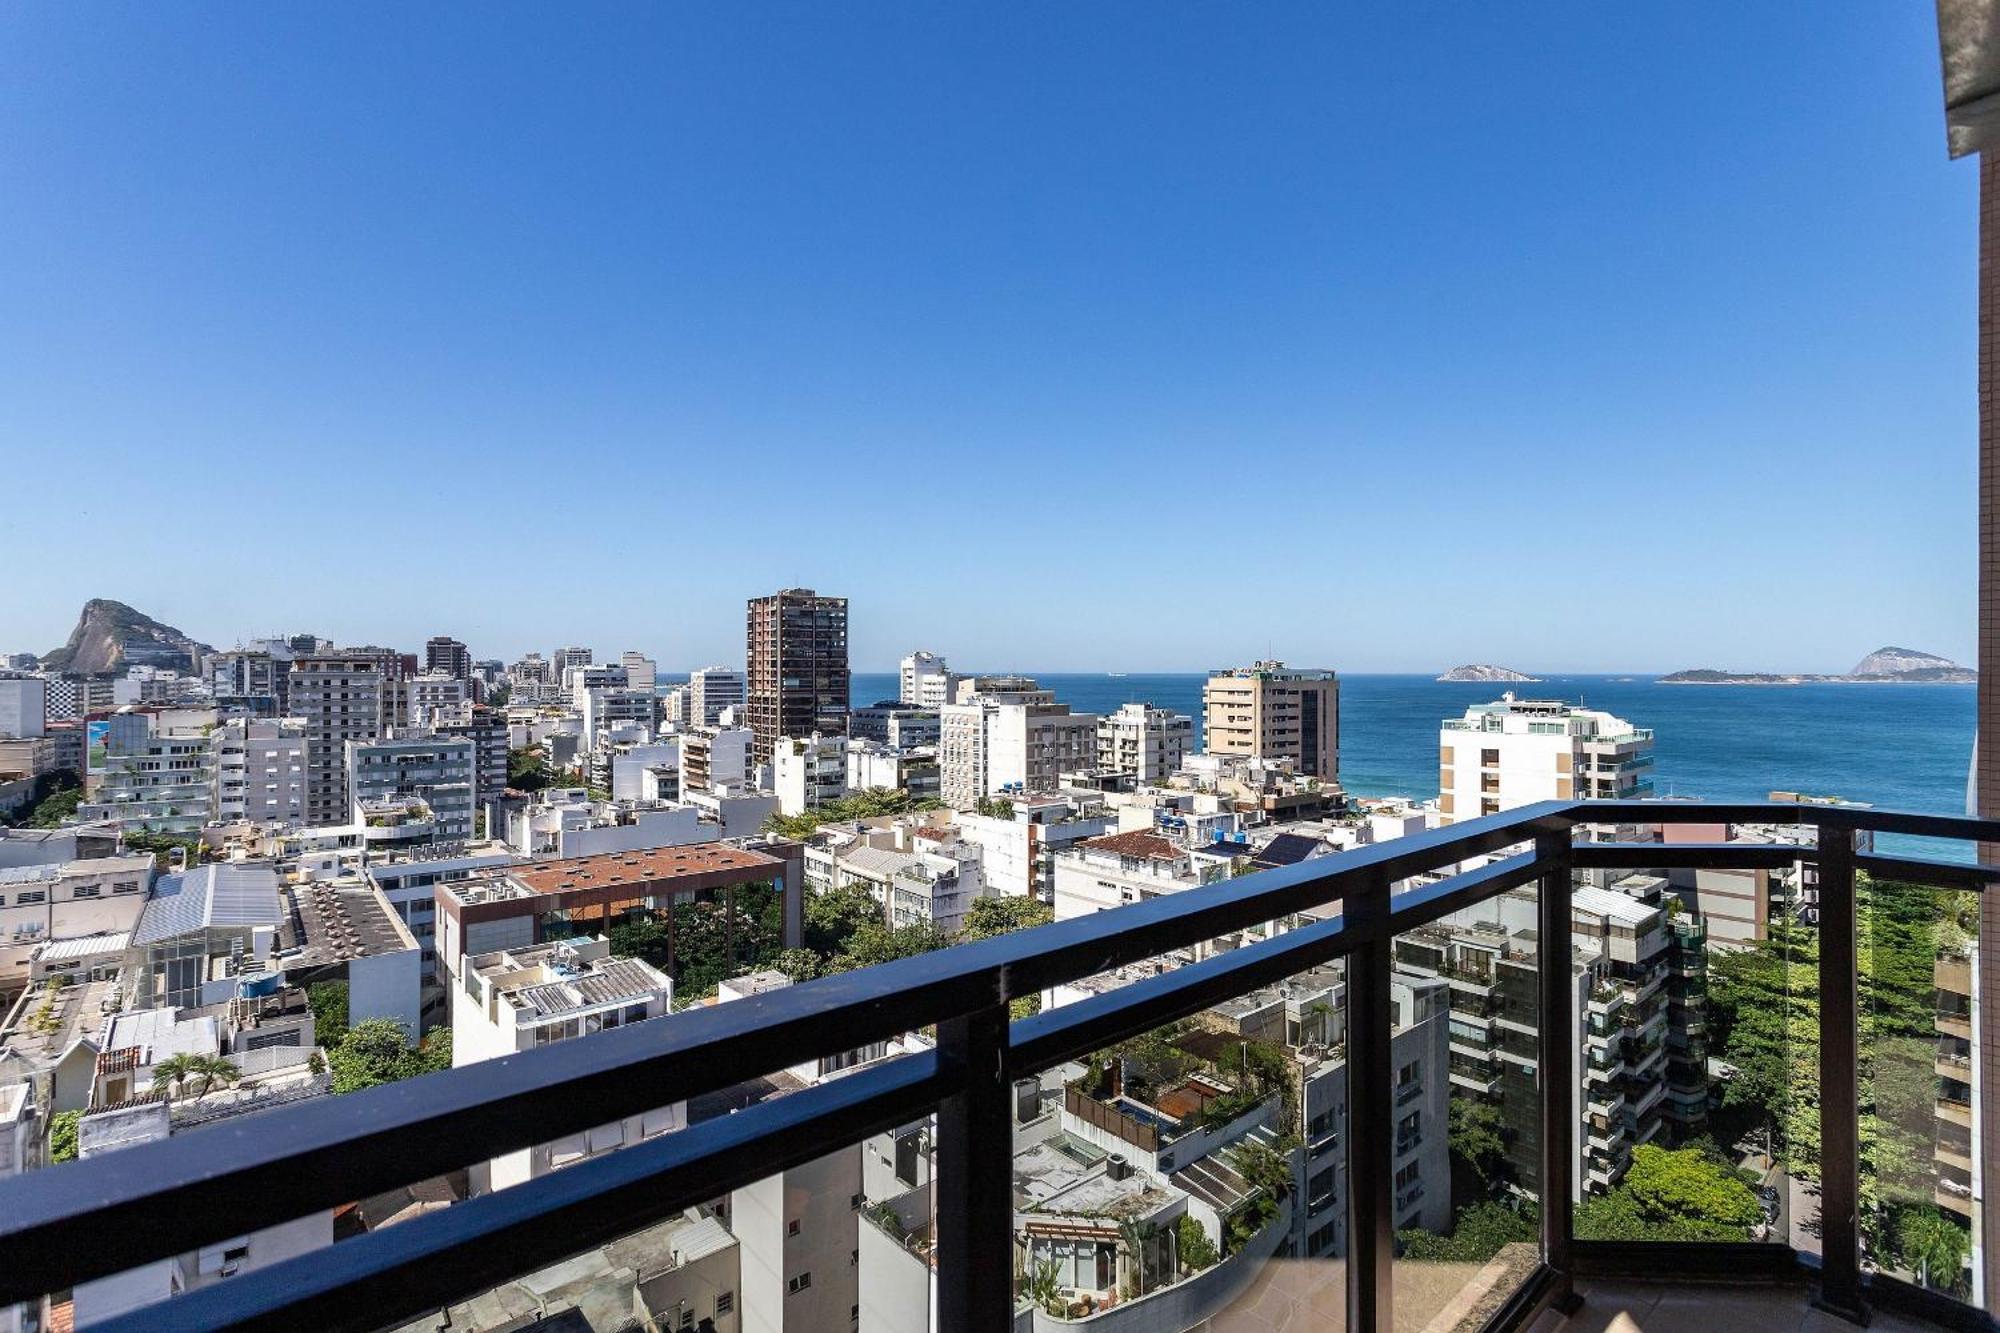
[{"left": 236, "top": 971, "right": 280, "bottom": 999}]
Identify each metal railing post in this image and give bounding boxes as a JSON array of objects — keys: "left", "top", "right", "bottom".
[
  {"left": 1536, "top": 827, "right": 1581, "bottom": 1314},
  {"left": 1346, "top": 871, "right": 1395, "bottom": 1333},
  {"left": 936, "top": 1002, "right": 1014, "bottom": 1333},
  {"left": 1814, "top": 819, "right": 1866, "bottom": 1323}
]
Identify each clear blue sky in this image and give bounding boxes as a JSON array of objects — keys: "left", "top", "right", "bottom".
[{"left": 0, "top": 5, "right": 1976, "bottom": 673}]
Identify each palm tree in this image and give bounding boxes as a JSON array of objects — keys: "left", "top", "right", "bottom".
[
  {"left": 187, "top": 1054, "right": 241, "bottom": 1098},
  {"left": 151, "top": 1053, "right": 240, "bottom": 1100},
  {"left": 150, "top": 1053, "right": 200, "bottom": 1097},
  {"left": 1898, "top": 1207, "right": 1971, "bottom": 1294}
]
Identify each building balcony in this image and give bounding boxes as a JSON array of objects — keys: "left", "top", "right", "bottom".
[{"left": 0, "top": 798, "right": 1993, "bottom": 1333}]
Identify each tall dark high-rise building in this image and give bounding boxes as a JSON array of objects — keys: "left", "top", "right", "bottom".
[
  {"left": 745, "top": 588, "right": 849, "bottom": 765},
  {"left": 426, "top": 635, "right": 472, "bottom": 681}
]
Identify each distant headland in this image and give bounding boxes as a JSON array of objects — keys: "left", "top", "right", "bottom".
[{"left": 1659, "top": 647, "right": 1974, "bottom": 686}]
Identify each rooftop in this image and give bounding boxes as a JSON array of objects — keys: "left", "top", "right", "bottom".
[
  {"left": 132, "top": 862, "right": 282, "bottom": 946},
  {"left": 508, "top": 842, "right": 781, "bottom": 896},
  {"left": 1074, "top": 830, "right": 1184, "bottom": 863},
  {"left": 280, "top": 880, "right": 417, "bottom": 966}
]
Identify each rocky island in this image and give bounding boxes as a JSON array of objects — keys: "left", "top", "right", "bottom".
[
  {"left": 1659, "top": 647, "right": 1974, "bottom": 685},
  {"left": 1437, "top": 664, "right": 1541, "bottom": 683}
]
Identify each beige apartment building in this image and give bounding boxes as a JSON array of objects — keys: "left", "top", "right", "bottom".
[{"left": 1200, "top": 661, "right": 1339, "bottom": 784}]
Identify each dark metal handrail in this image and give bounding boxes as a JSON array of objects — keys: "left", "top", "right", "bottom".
[{"left": 0, "top": 798, "right": 1990, "bottom": 1333}]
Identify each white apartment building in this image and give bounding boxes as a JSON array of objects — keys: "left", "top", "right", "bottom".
[
  {"left": 938, "top": 677, "right": 1097, "bottom": 809},
  {"left": 407, "top": 671, "right": 467, "bottom": 725},
  {"left": 1096, "top": 702, "right": 1193, "bottom": 782},
  {"left": 620, "top": 651, "right": 658, "bottom": 695},
  {"left": 611, "top": 740, "right": 681, "bottom": 803},
  {"left": 898, "top": 651, "right": 952, "bottom": 710},
  {"left": 954, "top": 795, "right": 1114, "bottom": 902},
  {"left": 0, "top": 677, "right": 46, "bottom": 739},
  {"left": 682, "top": 726, "right": 754, "bottom": 794},
  {"left": 454, "top": 936, "right": 684, "bottom": 1194},
  {"left": 77, "top": 712, "right": 218, "bottom": 834},
  {"left": 1438, "top": 694, "right": 1654, "bottom": 823},
  {"left": 213, "top": 718, "right": 306, "bottom": 826},
  {"left": 773, "top": 734, "right": 848, "bottom": 816},
  {"left": 845, "top": 740, "right": 939, "bottom": 804},
  {"left": 689, "top": 667, "right": 747, "bottom": 727}
]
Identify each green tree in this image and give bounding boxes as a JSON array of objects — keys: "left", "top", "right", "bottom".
[
  {"left": 307, "top": 980, "right": 351, "bottom": 1049},
  {"left": 25, "top": 774, "right": 82, "bottom": 828},
  {"left": 1175, "top": 1213, "right": 1218, "bottom": 1272},
  {"left": 1398, "top": 1201, "right": 1537, "bottom": 1263},
  {"left": 960, "top": 895, "right": 1051, "bottom": 942},
  {"left": 834, "top": 921, "right": 948, "bottom": 973},
  {"left": 973, "top": 796, "right": 1015, "bottom": 820},
  {"left": 47, "top": 1109, "right": 80, "bottom": 1164},
  {"left": 763, "top": 788, "right": 944, "bottom": 840},
  {"left": 805, "top": 884, "right": 883, "bottom": 958},
  {"left": 327, "top": 1018, "right": 446, "bottom": 1094},
  {"left": 1575, "top": 1144, "right": 1761, "bottom": 1241},
  {"left": 768, "top": 948, "right": 824, "bottom": 982},
  {"left": 1449, "top": 1097, "right": 1509, "bottom": 1186},
  {"left": 507, "top": 746, "right": 549, "bottom": 792},
  {"left": 1897, "top": 1206, "right": 1971, "bottom": 1294}
]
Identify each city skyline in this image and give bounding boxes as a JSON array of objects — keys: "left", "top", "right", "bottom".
[{"left": 0, "top": 5, "right": 1977, "bottom": 671}]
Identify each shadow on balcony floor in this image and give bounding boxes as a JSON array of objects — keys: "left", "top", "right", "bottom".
[{"left": 1526, "top": 1281, "right": 1956, "bottom": 1333}]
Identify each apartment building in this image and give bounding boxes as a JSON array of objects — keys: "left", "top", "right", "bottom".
[
  {"left": 212, "top": 718, "right": 306, "bottom": 826},
  {"left": 454, "top": 936, "right": 683, "bottom": 1194},
  {"left": 1437, "top": 694, "right": 1653, "bottom": 823},
  {"left": 688, "top": 667, "right": 745, "bottom": 727},
  {"left": 406, "top": 671, "right": 467, "bottom": 725},
  {"left": 846, "top": 740, "right": 939, "bottom": 804},
  {"left": 898, "top": 651, "right": 952, "bottom": 710},
  {"left": 850, "top": 701, "right": 940, "bottom": 748},
  {"left": 1202, "top": 661, "right": 1340, "bottom": 784},
  {"left": 292, "top": 654, "right": 387, "bottom": 826},
  {"left": 1096, "top": 702, "right": 1193, "bottom": 782},
  {"left": 0, "top": 852, "right": 152, "bottom": 996},
  {"left": 938, "top": 677, "right": 1097, "bottom": 809},
  {"left": 773, "top": 733, "right": 849, "bottom": 816},
  {"left": 432, "top": 704, "right": 509, "bottom": 805},
  {"left": 954, "top": 795, "right": 1113, "bottom": 902},
  {"left": 682, "top": 725, "right": 755, "bottom": 795},
  {"left": 746, "top": 588, "right": 849, "bottom": 765},
  {"left": 424, "top": 636, "right": 472, "bottom": 681},
  {"left": 1390, "top": 872, "right": 1698, "bottom": 1203},
  {"left": 0, "top": 676, "right": 46, "bottom": 739},
  {"left": 552, "top": 646, "right": 594, "bottom": 677},
  {"left": 76, "top": 713, "right": 217, "bottom": 834},
  {"left": 345, "top": 735, "right": 478, "bottom": 846}
]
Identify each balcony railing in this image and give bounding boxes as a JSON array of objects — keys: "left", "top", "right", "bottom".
[{"left": 2, "top": 799, "right": 1997, "bottom": 1333}]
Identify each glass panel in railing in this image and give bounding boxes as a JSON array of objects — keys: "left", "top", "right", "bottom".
[
  {"left": 0, "top": 934, "right": 943, "bottom": 1333},
  {"left": 1857, "top": 873, "right": 1980, "bottom": 1307},
  {"left": 1390, "top": 880, "right": 1542, "bottom": 1331},
  {"left": 1023, "top": 957, "right": 1348, "bottom": 1332},
  {"left": 1574, "top": 862, "right": 1788, "bottom": 1248}
]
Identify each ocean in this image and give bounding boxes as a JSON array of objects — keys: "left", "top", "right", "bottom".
[{"left": 850, "top": 672, "right": 1978, "bottom": 854}]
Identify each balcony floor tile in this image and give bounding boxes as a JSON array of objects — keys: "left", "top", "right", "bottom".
[{"left": 1527, "top": 1281, "right": 1958, "bottom": 1333}]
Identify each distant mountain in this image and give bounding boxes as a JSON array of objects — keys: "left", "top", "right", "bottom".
[
  {"left": 1660, "top": 647, "right": 1974, "bottom": 686},
  {"left": 41, "top": 599, "right": 212, "bottom": 675},
  {"left": 1658, "top": 669, "right": 1818, "bottom": 685},
  {"left": 1436, "top": 664, "right": 1541, "bottom": 683},
  {"left": 1848, "top": 647, "right": 1974, "bottom": 681}
]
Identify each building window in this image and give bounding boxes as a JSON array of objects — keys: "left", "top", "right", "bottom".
[
  {"left": 715, "top": 1291, "right": 735, "bottom": 1315},
  {"left": 71, "top": 886, "right": 100, "bottom": 898},
  {"left": 113, "top": 881, "right": 139, "bottom": 894},
  {"left": 787, "top": 1218, "right": 801, "bottom": 1237},
  {"left": 787, "top": 1272, "right": 812, "bottom": 1295}
]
